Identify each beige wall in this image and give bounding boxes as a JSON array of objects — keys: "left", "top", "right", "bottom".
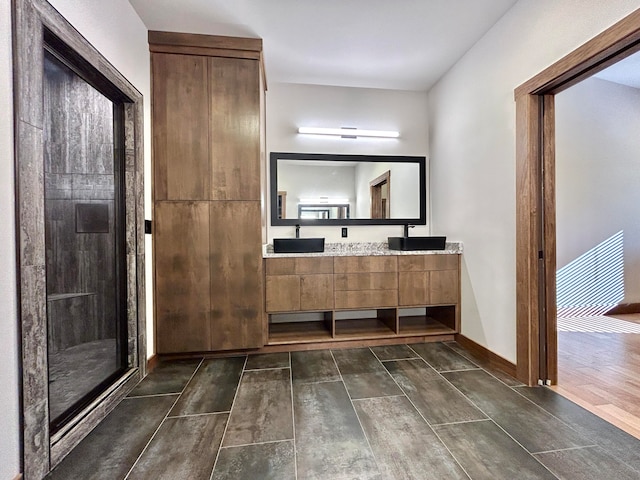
[{"left": 427, "top": 0, "right": 640, "bottom": 362}]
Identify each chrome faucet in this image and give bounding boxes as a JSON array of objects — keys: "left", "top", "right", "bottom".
[
  {"left": 295, "top": 224, "right": 300, "bottom": 239},
  {"left": 404, "top": 224, "right": 414, "bottom": 237}
]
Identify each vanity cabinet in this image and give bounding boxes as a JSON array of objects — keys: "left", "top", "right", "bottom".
[
  {"left": 398, "top": 255, "right": 459, "bottom": 306},
  {"left": 265, "top": 253, "right": 460, "bottom": 345},
  {"left": 265, "top": 257, "right": 334, "bottom": 312},
  {"left": 151, "top": 31, "right": 265, "bottom": 353}
]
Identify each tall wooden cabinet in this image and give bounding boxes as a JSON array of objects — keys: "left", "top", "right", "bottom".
[{"left": 150, "top": 31, "right": 265, "bottom": 353}]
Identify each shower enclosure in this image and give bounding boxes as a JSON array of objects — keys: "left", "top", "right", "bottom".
[{"left": 43, "top": 47, "right": 128, "bottom": 432}]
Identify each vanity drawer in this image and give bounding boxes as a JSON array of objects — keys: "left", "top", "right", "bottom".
[
  {"left": 265, "top": 257, "right": 333, "bottom": 275},
  {"left": 334, "top": 256, "right": 397, "bottom": 274},
  {"left": 335, "top": 289, "right": 398, "bottom": 309},
  {"left": 334, "top": 272, "right": 398, "bottom": 291},
  {"left": 398, "top": 254, "right": 458, "bottom": 272}
]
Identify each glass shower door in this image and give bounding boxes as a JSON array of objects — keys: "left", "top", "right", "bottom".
[{"left": 44, "top": 49, "right": 128, "bottom": 431}]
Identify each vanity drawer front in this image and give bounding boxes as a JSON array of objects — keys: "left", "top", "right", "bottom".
[
  {"left": 265, "top": 275, "right": 300, "bottom": 312},
  {"left": 334, "top": 272, "right": 398, "bottom": 291},
  {"left": 334, "top": 256, "right": 397, "bottom": 274},
  {"left": 335, "top": 290, "right": 398, "bottom": 309},
  {"left": 398, "top": 254, "right": 458, "bottom": 272},
  {"left": 265, "top": 257, "right": 333, "bottom": 275},
  {"left": 296, "top": 257, "right": 334, "bottom": 274},
  {"left": 300, "top": 274, "right": 334, "bottom": 310}
]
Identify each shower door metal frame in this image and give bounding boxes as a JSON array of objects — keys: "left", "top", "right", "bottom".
[{"left": 12, "top": 0, "right": 146, "bottom": 477}]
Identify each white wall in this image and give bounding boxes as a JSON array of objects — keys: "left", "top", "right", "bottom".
[
  {"left": 0, "top": 0, "right": 20, "bottom": 476},
  {"left": 556, "top": 77, "right": 640, "bottom": 303},
  {"left": 0, "top": 1, "right": 150, "bottom": 477},
  {"left": 427, "top": 0, "right": 640, "bottom": 363},
  {"left": 266, "top": 82, "right": 430, "bottom": 242}
]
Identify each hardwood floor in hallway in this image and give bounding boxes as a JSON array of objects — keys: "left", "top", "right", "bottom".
[
  {"left": 46, "top": 341, "right": 640, "bottom": 479},
  {"left": 552, "top": 313, "right": 640, "bottom": 439}
]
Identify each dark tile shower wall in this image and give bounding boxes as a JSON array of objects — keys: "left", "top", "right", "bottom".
[{"left": 43, "top": 56, "right": 116, "bottom": 353}]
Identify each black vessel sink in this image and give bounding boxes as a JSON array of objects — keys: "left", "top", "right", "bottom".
[
  {"left": 273, "top": 237, "right": 325, "bottom": 253},
  {"left": 387, "top": 236, "right": 446, "bottom": 251}
]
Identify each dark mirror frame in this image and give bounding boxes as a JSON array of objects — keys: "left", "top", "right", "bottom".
[{"left": 270, "top": 152, "right": 427, "bottom": 226}]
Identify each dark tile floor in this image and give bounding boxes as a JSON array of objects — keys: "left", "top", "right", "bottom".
[{"left": 46, "top": 341, "right": 640, "bottom": 480}]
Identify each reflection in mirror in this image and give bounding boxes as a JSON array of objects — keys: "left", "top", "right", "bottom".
[{"left": 270, "top": 152, "right": 426, "bottom": 226}]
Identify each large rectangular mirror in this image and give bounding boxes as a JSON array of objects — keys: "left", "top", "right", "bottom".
[{"left": 270, "top": 152, "right": 426, "bottom": 226}]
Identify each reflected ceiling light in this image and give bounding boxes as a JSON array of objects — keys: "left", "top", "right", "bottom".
[
  {"left": 299, "top": 197, "right": 350, "bottom": 204},
  {"left": 297, "top": 126, "right": 399, "bottom": 138}
]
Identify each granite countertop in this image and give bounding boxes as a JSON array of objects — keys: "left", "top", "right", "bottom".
[{"left": 263, "top": 241, "right": 463, "bottom": 258}]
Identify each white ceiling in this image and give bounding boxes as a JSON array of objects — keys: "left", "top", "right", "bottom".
[
  {"left": 129, "top": 0, "right": 519, "bottom": 91},
  {"left": 594, "top": 51, "right": 640, "bottom": 89}
]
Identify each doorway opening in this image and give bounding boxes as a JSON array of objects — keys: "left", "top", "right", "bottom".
[
  {"left": 515, "top": 7, "right": 640, "bottom": 436},
  {"left": 370, "top": 170, "right": 391, "bottom": 219}
]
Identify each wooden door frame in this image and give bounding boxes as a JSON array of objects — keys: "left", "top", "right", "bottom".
[
  {"left": 370, "top": 170, "right": 391, "bottom": 219},
  {"left": 515, "top": 8, "right": 640, "bottom": 386}
]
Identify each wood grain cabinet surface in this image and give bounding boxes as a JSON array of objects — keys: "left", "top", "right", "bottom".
[
  {"left": 152, "top": 32, "right": 264, "bottom": 353},
  {"left": 265, "top": 258, "right": 334, "bottom": 313},
  {"left": 266, "top": 253, "right": 461, "bottom": 346}
]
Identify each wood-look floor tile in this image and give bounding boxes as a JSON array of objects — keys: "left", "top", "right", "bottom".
[
  {"left": 411, "top": 342, "right": 479, "bottom": 372},
  {"left": 223, "top": 368, "right": 293, "bottom": 446},
  {"left": 291, "top": 350, "right": 341, "bottom": 384},
  {"left": 370, "top": 344, "right": 419, "bottom": 361},
  {"left": 245, "top": 352, "right": 290, "bottom": 370},
  {"left": 212, "top": 441, "right": 295, "bottom": 480},
  {"left": 128, "top": 359, "right": 201, "bottom": 397},
  {"left": 384, "top": 359, "right": 485, "bottom": 425},
  {"left": 127, "top": 413, "right": 227, "bottom": 480},
  {"left": 294, "top": 381, "right": 380, "bottom": 479},
  {"left": 353, "top": 396, "right": 468, "bottom": 479},
  {"left": 169, "top": 357, "right": 244, "bottom": 416},
  {"left": 515, "top": 385, "right": 640, "bottom": 470},
  {"left": 332, "top": 348, "right": 402, "bottom": 399},
  {"left": 444, "top": 369, "right": 591, "bottom": 453},
  {"left": 434, "top": 420, "right": 557, "bottom": 480},
  {"left": 535, "top": 445, "right": 640, "bottom": 480},
  {"left": 46, "top": 396, "right": 176, "bottom": 480}
]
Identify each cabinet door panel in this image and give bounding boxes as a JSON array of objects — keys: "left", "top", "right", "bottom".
[
  {"left": 154, "top": 202, "right": 211, "bottom": 353},
  {"left": 209, "top": 57, "right": 260, "bottom": 201},
  {"left": 210, "top": 201, "right": 263, "bottom": 349},
  {"left": 398, "top": 271, "right": 429, "bottom": 306},
  {"left": 153, "top": 53, "right": 210, "bottom": 200},
  {"left": 334, "top": 272, "right": 398, "bottom": 291},
  {"left": 430, "top": 270, "right": 459, "bottom": 304},
  {"left": 266, "top": 275, "right": 301, "bottom": 312},
  {"left": 300, "top": 274, "right": 334, "bottom": 310}
]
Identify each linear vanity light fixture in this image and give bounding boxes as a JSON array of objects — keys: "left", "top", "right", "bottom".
[{"left": 297, "top": 126, "right": 400, "bottom": 138}]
